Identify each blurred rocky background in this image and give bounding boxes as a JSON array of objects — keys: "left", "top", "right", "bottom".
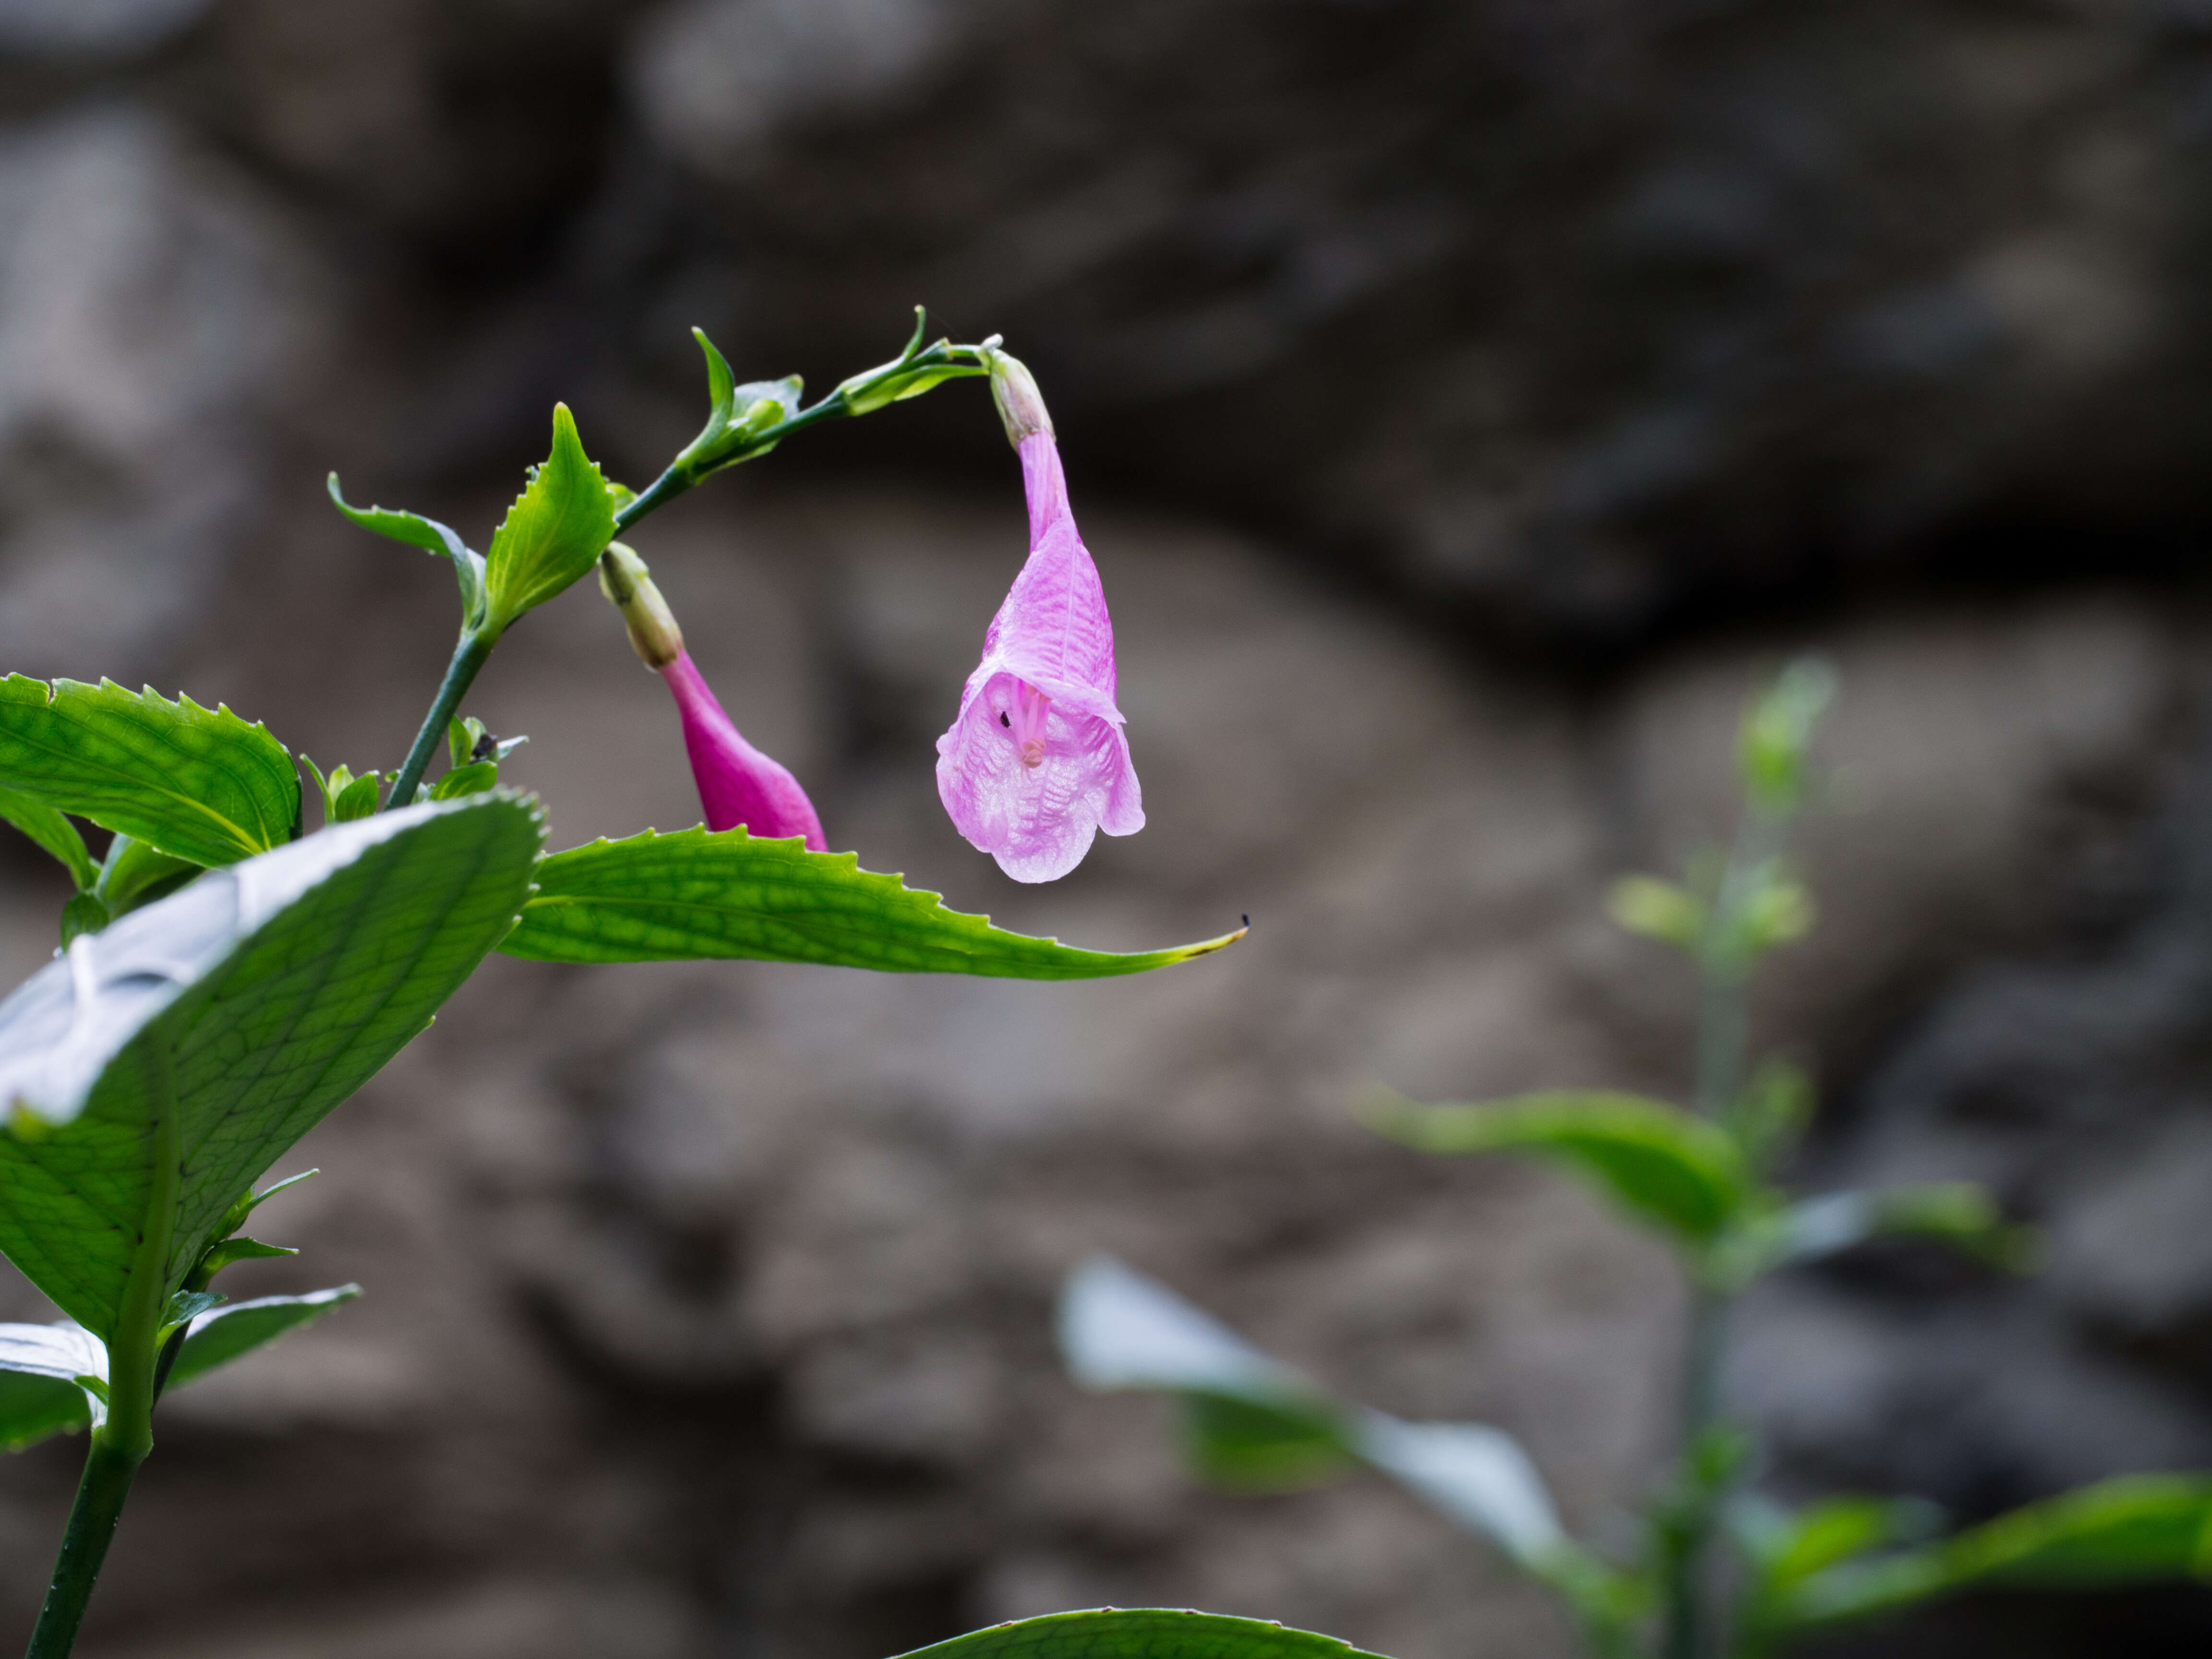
[{"left": 0, "top": 0, "right": 2210, "bottom": 1655}]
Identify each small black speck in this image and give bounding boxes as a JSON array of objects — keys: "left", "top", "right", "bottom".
[
  {"left": 998, "top": 711, "right": 1010, "bottom": 727},
  {"left": 1241, "top": 914, "right": 1250, "bottom": 927}
]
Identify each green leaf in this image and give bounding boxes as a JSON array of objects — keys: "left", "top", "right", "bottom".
[
  {"left": 1735, "top": 1493, "right": 1943, "bottom": 1593},
  {"left": 482, "top": 403, "right": 617, "bottom": 630},
  {"left": 0, "top": 788, "right": 96, "bottom": 889},
  {"left": 188, "top": 1234, "right": 297, "bottom": 1284},
  {"left": 168, "top": 1285, "right": 359, "bottom": 1393},
  {"left": 1758, "top": 1184, "right": 2033, "bottom": 1274},
  {"left": 59, "top": 893, "right": 108, "bottom": 947},
  {"left": 430, "top": 760, "right": 499, "bottom": 800},
  {"left": 0, "top": 676, "right": 301, "bottom": 867},
  {"left": 1608, "top": 875, "right": 1704, "bottom": 950},
  {"left": 0, "top": 795, "right": 543, "bottom": 1336},
  {"left": 333, "top": 771, "right": 382, "bottom": 821},
  {"left": 95, "top": 834, "right": 201, "bottom": 919},
  {"left": 1739, "top": 657, "right": 1837, "bottom": 815},
  {"left": 1363, "top": 1090, "right": 1752, "bottom": 1244},
  {"left": 327, "top": 476, "right": 486, "bottom": 629},
  {"left": 0, "top": 1322, "right": 102, "bottom": 1449},
  {"left": 1769, "top": 1476, "right": 2212, "bottom": 1631},
  {"left": 888, "top": 1608, "right": 1392, "bottom": 1659},
  {"left": 498, "top": 828, "right": 1247, "bottom": 978}
]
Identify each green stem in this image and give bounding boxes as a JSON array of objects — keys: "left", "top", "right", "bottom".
[
  {"left": 26, "top": 1043, "right": 180, "bottom": 1659},
  {"left": 383, "top": 627, "right": 495, "bottom": 813}
]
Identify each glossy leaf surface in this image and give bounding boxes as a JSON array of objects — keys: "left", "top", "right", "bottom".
[
  {"left": 0, "top": 1322, "right": 103, "bottom": 1449},
  {"left": 890, "top": 1609, "right": 1390, "bottom": 1659},
  {"left": 500, "top": 828, "right": 1245, "bottom": 978},
  {"left": 1365, "top": 1090, "right": 1750, "bottom": 1243},
  {"left": 0, "top": 677, "right": 300, "bottom": 868},
  {"left": 482, "top": 403, "right": 616, "bottom": 628},
  {"left": 0, "top": 796, "right": 542, "bottom": 1335}
]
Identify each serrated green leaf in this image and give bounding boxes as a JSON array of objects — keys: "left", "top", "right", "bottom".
[
  {"left": 889, "top": 1609, "right": 1392, "bottom": 1659},
  {"left": 482, "top": 404, "right": 616, "bottom": 630},
  {"left": 1364, "top": 1090, "right": 1751, "bottom": 1243},
  {"left": 0, "top": 795, "right": 542, "bottom": 1336},
  {"left": 1767, "top": 1476, "right": 2212, "bottom": 1632},
  {"left": 431, "top": 760, "right": 498, "bottom": 799},
  {"left": 498, "top": 827, "right": 1246, "bottom": 978},
  {"left": 327, "top": 476, "right": 486, "bottom": 628},
  {"left": 167, "top": 1285, "right": 359, "bottom": 1393},
  {"left": 0, "top": 676, "right": 301, "bottom": 868},
  {"left": 0, "top": 788, "right": 96, "bottom": 889}
]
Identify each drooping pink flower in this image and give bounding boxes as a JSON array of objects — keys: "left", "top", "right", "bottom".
[
  {"left": 599, "top": 545, "right": 827, "bottom": 850},
  {"left": 936, "top": 349, "right": 1142, "bottom": 883}
]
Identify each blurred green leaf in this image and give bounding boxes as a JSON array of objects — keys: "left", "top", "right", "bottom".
[
  {"left": 1609, "top": 875, "right": 1706, "bottom": 951},
  {"left": 168, "top": 1286, "right": 359, "bottom": 1393},
  {"left": 1731, "top": 1060, "right": 1814, "bottom": 1173},
  {"left": 482, "top": 403, "right": 617, "bottom": 630},
  {"left": 333, "top": 771, "right": 381, "bottom": 821},
  {"left": 1364, "top": 1090, "right": 1752, "bottom": 1244},
  {"left": 1732, "top": 868, "right": 1815, "bottom": 954},
  {"left": 0, "top": 795, "right": 542, "bottom": 1337},
  {"left": 889, "top": 1609, "right": 1393, "bottom": 1659},
  {"left": 498, "top": 827, "right": 1247, "bottom": 979},
  {"left": 0, "top": 789, "right": 96, "bottom": 890},
  {"left": 1736, "top": 1493, "right": 1943, "bottom": 1593},
  {"left": 1739, "top": 658, "right": 1836, "bottom": 816},
  {"left": 1757, "top": 1183, "right": 2032, "bottom": 1274},
  {"left": 58, "top": 893, "right": 107, "bottom": 947},
  {"left": 1769, "top": 1475, "right": 2212, "bottom": 1631},
  {"left": 0, "top": 676, "right": 300, "bottom": 867},
  {"left": 326, "top": 476, "right": 487, "bottom": 629}
]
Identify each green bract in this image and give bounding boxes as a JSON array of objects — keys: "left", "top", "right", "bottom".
[
  {"left": 0, "top": 796, "right": 542, "bottom": 1335},
  {"left": 0, "top": 677, "right": 300, "bottom": 868},
  {"left": 499, "top": 827, "right": 1248, "bottom": 977},
  {"left": 481, "top": 403, "right": 617, "bottom": 633}
]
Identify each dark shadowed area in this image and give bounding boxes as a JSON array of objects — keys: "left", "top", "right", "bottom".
[{"left": 0, "top": 2, "right": 2210, "bottom": 1656}]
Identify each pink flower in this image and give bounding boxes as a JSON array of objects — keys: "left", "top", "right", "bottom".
[
  {"left": 599, "top": 546, "right": 827, "bottom": 850},
  {"left": 936, "top": 349, "right": 1142, "bottom": 882}
]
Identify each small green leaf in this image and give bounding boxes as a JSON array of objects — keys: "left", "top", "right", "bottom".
[
  {"left": 1364, "top": 1090, "right": 1752, "bottom": 1243},
  {"left": 189, "top": 1234, "right": 297, "bottom": 1286},
  {"left": 889, "top": 1610, "right": 1393, "bottom": 1659},
  {"left": 1758, "top": 1183, "right": 2033, "bottom": 1274},
  {"left": 1769, "top": 1476, "right": 2212, "bottom": 1630},
  {"left": 1735, "top": 1493, "right": 1943, "bottom": 1594},
  {"left": 482, "top": 403, "right": 617, "bottom": 630},
  {"left": 333, "top": 771, "right": 382, "bottom": 820},
  {"left": 1739, "top": 657, "right": 1837, "bottom": 815},
  {"left": 430, "top": 760, "right": 499, "bottom": 799},
  {"left": 327, "top": 476, "right": 487, "bottom": 628},
  {"left": 167, "top": 1285, "right": 360, "bottom": 1393},
  {"left": 160, "top": 1289, "right": 223, "bottom": 1331},
  {"left": 447, "top": 717, "right": 484, "bottom": 770},
  {"left": 499, "top": 827, "right": 1247, "bottom": 978},
  {"left": 0, "top": 676, "right": 301, "bottom": 867},
  {"left": 1609, "top": 875, "right": 1705, "bottom": 950},
  {"left": 694, "top": 326, "right": 737, "bottom": 413},
  {"left": 95, "top": 834, "right": 202, "bottom": 919},
  {"left": 59, "top": 893, "right": 108, "bottom": 947},
  {"left": 0, "top": 789, "right": 96, "bottom": 889},
  {"left": 0, "top": 795, "right": 543, "bottom": 1336}
]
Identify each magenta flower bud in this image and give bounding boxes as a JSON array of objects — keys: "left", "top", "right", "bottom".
[
  {"left": 936, "top": 353, "right": 1142, "bottom": 882},
  {"left": 600, "top": 545, "right": 826, "bottom": 850}
]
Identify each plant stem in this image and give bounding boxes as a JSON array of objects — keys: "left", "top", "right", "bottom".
[
  {"left": 384, "top": 627, "right": 495, "bottom": 812},
  {"left": 26, "top": 1044, "right": 180, "bottom": 1659}
]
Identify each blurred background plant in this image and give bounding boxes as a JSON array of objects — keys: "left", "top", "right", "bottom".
[
  {"left": 3, "top": 3, "right": 2212, "bottom": 1657},
  {"left": 1061, "top": 664, "right": 2212, "bottom": 1659}
]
